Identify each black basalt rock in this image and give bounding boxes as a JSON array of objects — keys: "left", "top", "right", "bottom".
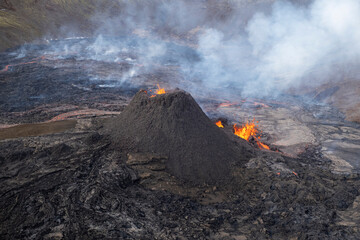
[{"left": 104, "top": 89, "right": 252, "bottom": 184}]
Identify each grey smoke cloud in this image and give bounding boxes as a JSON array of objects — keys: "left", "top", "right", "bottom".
[
  {"left": 35, "top": 0, "right": 360, "bottom": 98},
  {"left": 193, "top": 0, "right": 360, "bottom": 97}
]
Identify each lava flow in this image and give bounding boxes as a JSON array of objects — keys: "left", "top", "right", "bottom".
[
  {"left": 0, "top": 61, "right": 36, "bottom": 73},
  {"left": 215, "top": 120, "right": 224, "bottom": 128},
  {"left": 0, "top": 56, "right": 45, "bottom": 73},
  {"left": 218, "top": 101, "right": 237, "bottom": 108},
  {"left": 233, "top": 119, "right": 270, "bottom": 150},
  {"left": 150, "top": 84, "right": 166, "bottom": 97}
]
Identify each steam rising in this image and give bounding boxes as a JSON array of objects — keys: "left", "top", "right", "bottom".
[
  {"left": 192, "top": 0, "right": 360, "bottom": 96},
  {"left": 28, "top": 0, "right": 360, "bottom": 97}
]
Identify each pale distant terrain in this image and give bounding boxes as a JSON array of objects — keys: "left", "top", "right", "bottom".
[
  {"left": 0, "top": 0, "right": 102, "bottom": 51},
  {"left": 0, "top": 0, "right": 287, "bottom": 51}
]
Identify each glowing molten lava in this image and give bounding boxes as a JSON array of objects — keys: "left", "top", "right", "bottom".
[
  {"left": 233, "top": 119, "right": 270, "bottom": 150},
  {"left": 257, "top": 140, "right": 270, "bottom": 150},
  {"left": 218, "top": 102, "right": 236, "bottom": 108},
  {"left": 150, "top": 84, "right": 166, "bottom": 97},
  {"left": 233, "top": 121, "right": 258, "bottom": 141},
  {"left": 0, "top": 56, "right": 45, "bottom": 73},
  {"left": 215, "top": 120, "right": 224, "bottom": 128},
  {"left": 155, "top": 84, "right": 166, "bottom": 95},
  {"left": 0, "top": 65, "right": 10, "bottom": 73}
]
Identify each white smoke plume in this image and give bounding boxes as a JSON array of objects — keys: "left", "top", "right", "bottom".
[
  {"left": 30, "top": 0, "right": 360, "bottom": 98},
  {"left": 193, "top": 0, "right": 360, "bottom": 97}
]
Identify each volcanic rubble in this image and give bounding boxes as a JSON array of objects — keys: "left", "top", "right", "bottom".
[{"left": 0, "top": 89, "right": 360, "bottom": 239}]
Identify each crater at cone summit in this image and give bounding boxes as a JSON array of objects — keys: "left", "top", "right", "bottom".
[{"left": 104, "top": 89, "right": 253, "bottom": 184}]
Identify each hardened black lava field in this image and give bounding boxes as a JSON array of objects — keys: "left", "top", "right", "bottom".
[{"left": 1, "top": 6, "right": 360, "bottom": 237}]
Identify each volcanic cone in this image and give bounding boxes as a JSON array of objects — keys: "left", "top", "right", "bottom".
[{"left": 105, "top": 89, "right": 252, "bottom": 184}]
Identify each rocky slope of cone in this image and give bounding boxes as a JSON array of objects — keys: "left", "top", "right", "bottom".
[{"left": 104, "top": 89, "right": 253, "bottom": 184}]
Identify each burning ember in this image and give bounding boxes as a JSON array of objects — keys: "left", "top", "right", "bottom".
[
  {"left": 215, "top": 120, "right": 224, "bottom": 128},
  {"left": 233, "top": 119, "right": 270, "bottom": 150},
  {"left": 151, "top": 84, "right": 166, "bottom": 97}
]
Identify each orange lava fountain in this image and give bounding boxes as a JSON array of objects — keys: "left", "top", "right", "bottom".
[
  {"left": 233, "top": 119, "right": 270, "bottom": 150},
  {"left": 150, "top": 84, "right": 166, "bottom": 97}
]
